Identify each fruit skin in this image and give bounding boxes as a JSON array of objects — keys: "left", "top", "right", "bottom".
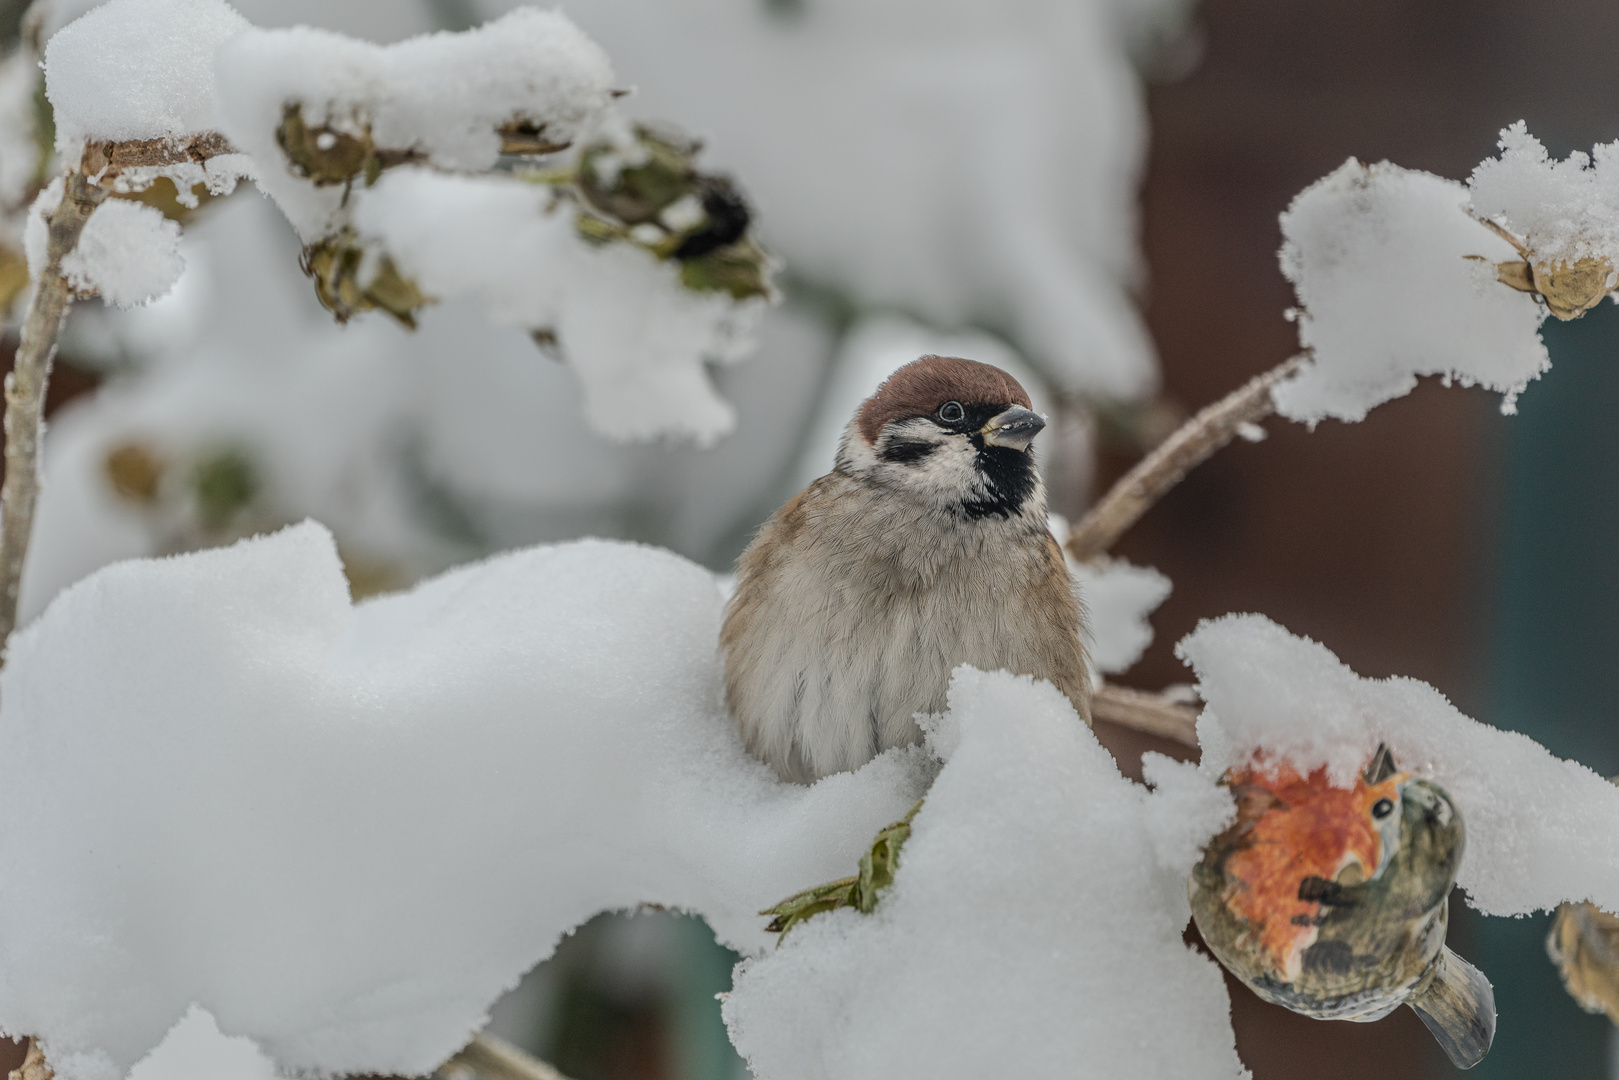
[{"left": 1189, "top": 747, "right": 1495, "bottom": 1069}]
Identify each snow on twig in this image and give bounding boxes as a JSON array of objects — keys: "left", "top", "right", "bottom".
[{"left": 0, "top": 165, "right": 106, "bottom": 651}]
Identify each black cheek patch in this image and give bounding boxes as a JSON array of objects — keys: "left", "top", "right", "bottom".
[{"left": 880, "top": 438, "right": 938, "bottom": 465}]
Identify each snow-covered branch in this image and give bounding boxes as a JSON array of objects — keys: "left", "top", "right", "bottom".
[{"left": 0, "top": 166, "right": 106, "bottom": 649}]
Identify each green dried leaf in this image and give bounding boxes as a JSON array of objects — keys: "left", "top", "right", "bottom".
[
  {"left": 192, "top": 448, "right": 259, "bottom": 531},
  {"left": 679, "top": 237, "right": 773, "bottom": 301},
  {"left": 762, "top": 799, "right": 923, "bottom": 939},
  {"left": 301, "top": 232, "right": 431, "bottom": 329}
]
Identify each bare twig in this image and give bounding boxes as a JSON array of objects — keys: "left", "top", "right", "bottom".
[
  {"left": 442, "top": 1033, "right": 573, "bottom": 1080},
  {"left": 83, "top": 133, "right": 236, "bottom": 173},
  {"left": 1064, "top": 354, "right": 1307, "bottom": 562},
  {"left": 0, "top": 168, "right": 108, "bottom": 647},
  {"left": 0, "top": 133, "right": 239, "bottom": 652},
  {"left": 1091, "top": 683, "right": 1200, "bottom": 747}
]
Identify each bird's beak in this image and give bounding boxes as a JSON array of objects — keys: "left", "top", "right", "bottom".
[{"left": 980, "top": 406, "right": 1046, "bottom": 452}]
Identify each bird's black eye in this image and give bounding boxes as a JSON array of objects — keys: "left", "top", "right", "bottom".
[
  {"left": 1372, "top": 798, "right": 1394, "bottom": 820},
  {"left": 937, "top": 401, "right": 964, "bottom": 423}
]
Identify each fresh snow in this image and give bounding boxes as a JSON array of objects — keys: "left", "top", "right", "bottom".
[
  {"left": 1069, "top": 554, "right": 1171, "bottom": 676},
  {"left": 723, "top": 666, "right": 1246, "bottom": 1080},
  {"left": 25, "top": 182, "right": 185, "bottom": 307},
  {"left": 1177, "top": 614, "right": 1619, "bottom": 918},
  {"left": 355, "top": 167, "right": 762, "bottom": 445},
  {"left": 44, "top": 0, "right": 249, "bottom": 158},
  {"left": 1470, "top": 122, "right": 1619, "bottom": 268},
  {"left": 0, "top": 524, "right": 928, "bottom": 1080},
  {"left": 1275, "top": 159, "right": 1549, "bottom": 422}
]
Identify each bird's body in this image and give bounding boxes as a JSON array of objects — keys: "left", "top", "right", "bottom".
[
  {"left": 722, "top": 355, "right": 1089, "bottom": 783},
  {"left": 1189, "top": 747, "right": 1495, "bottom": 1070}
]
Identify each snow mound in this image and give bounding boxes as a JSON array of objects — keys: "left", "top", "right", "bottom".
[
  {"left": 1276, "top": 159, "right": 1548, "bottom": 422},
  {"left": 1177, "top": 613, "right": 1619, "bottom": 918},
  {"left": 25, "top": 183, "right": 185, "bottom": 307},
  {"left": 128, "top": 1009, "right": 277, "bottom": 1080},
  {"left": 355, "top": 168, "right": 761, "bottom": 445},
  {"left": 1470, "top": 122, "right": 1619, "bottom": 267},
  {"left": 0, "top": 524, "right": 927, "bottom": 1080},
  {"left": 44, "top": 0, "right": 249, "bottom": 158},
  {"left": 214, "top": 10, "right": 615, "bottom": 240},
  {"left": 723, "top": 666, "right": 1246, "bottom": 1080}
]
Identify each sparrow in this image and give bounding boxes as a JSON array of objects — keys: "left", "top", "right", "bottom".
[
  {"left": 721, "top": 354, "right": 1090, "bottom": 783},
  {"left": 1188, "top": 745, "right": 1496, "bottom": 1070}
]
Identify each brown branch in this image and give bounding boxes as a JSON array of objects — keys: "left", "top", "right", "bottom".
[
  {"left": 442, "top": 1034, "right": 573, "bottom": 1080},
  {"left": 7, "top": 1039, "right": 50, "bottom": 1080},
  {"left": 0, "top": 131, "right": 237, "bottom": 652},
  {"left": 82, "top": 132, "right": 236, "bottom": 174},
  {"left": 0, "top": 168, "right": 108, "bottom": 648},
  {"left": 1091, "top": 683, "right": 1200, "bottom": 748},
  {"left": 1064, "top": 354, "right": 1307, "bottom": 563}
]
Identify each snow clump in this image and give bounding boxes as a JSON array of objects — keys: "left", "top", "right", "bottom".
[
  {"left": 355, "top": 167, "right": 762, "bottom": 445},
  {"left": 0, "top": 524, "right": 927, "bottom": 1080},
  {"left": 1068, "top": 555, "right": 1171, "bottom": 676},
  {"left": 1176, "top": 613, "right": 1619, "bottom": 918},
  {"left": 1275, "top": 159, "right": 1548, "bottom": 422},
  {"left": 1470, "top": 121, "right": 1619, "bottom": 267},
  {"left": 25, "top": 181, "right": 185, "bottom": 306},
  {"left": 44, "top": 0, "right": 249, "bottom": 158},
  {"left": 723, "top": 666, "right": 1246, "bottom": 1080}
]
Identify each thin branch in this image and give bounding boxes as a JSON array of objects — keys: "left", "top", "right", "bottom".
[
  {"left": 442, "top": 1033, "right": 573, "bottom": 1080},
  {"left": 0, "top": 168, "right": 107, "bottom": 647},
  {"left": 1091, "top": 683, "right": 1199, "bottom": 747},
  {"left": 83, "top": 133, "right": 237, "bottom": 174},
  {"left": 1064, "top": 354, "right": 1307, "bottom": 563}
]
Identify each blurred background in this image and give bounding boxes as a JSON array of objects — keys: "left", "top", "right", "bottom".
[{"left": 1, "top": 0, "right": 1618, "bottom": 1077}]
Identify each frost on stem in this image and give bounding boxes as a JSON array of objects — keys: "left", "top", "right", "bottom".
[{"left": 0, "top": 167, "right": 107, "bottom": 649}]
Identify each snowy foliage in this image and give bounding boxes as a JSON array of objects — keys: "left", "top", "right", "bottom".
[
  {"left": 1177, "top": 614, "right": 1619, "bottom": 918},
  {"left": 213, "top": 9, "right": 614, "bottom": 241},
  {"left": 1470, "top": 121, "right": 1619, "bottom": 267},
  {"left": 1275, "top": 159, "right": 1549, "bottom": 422},
  {"left": 355, "top": 168, "right": 762, "bottom": 445},
  {"left": 487, "top": 0, "right": 1166, "bottom": 400},
  {"left": 0, "top": 524, "right": 928, "bottom": 1080}
]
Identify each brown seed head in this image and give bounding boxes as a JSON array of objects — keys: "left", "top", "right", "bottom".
[{"left": 855, "top": 355, "right": 1032, "bottom": 444}]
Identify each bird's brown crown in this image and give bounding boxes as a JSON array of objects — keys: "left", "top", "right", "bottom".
[{"left": 855, "top": 355, "right": 1032, "bottom": 444}]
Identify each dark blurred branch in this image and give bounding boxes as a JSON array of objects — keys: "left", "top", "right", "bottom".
[
  {"left": 1065, "top": 354, "right": 1306, "bottom": 562},
  {"left": 442, "top": 1033, "right": 573, "bottom": 1080},
  {"left": 1092, "top": 683, "right": 1200, "bottom": 747}
]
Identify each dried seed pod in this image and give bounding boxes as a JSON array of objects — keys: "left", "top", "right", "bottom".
[
  {"left": 1474, "top": 218, "right": 1617, "bottom": 321},
  {"left": 1189, "top": 746, "right": 1495, "bottom": 1069},
  {"left": 277, "top": 104, "right": 372, "bottom": 187},
  {"left": 301, "top": 232, "right": 430, "bottom": 329},
  {"left": 104, "top": 442, "right": 165, "bottom": 503},
  {"left": 1548, "top": 901, "right": 1619, "bottom": 1024}
]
